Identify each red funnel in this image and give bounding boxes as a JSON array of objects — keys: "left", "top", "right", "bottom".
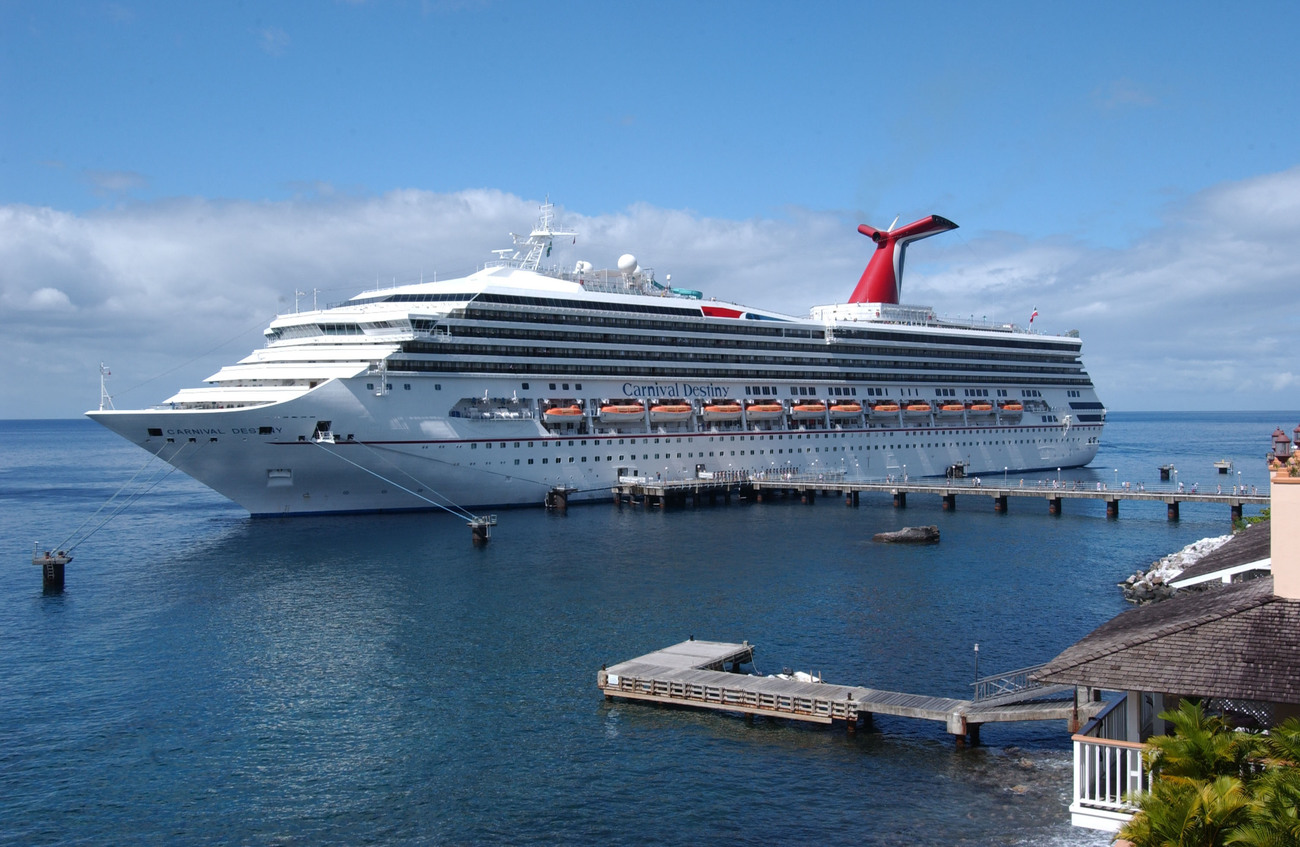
[{"left": 848, "top": 215, "right": 958, "bottom": 304}]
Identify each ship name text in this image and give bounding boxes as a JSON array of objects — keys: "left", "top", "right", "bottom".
[{"left": 622, "top": 382, "right": 730, "bottom": 399}]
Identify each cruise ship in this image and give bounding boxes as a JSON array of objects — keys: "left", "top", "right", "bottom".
[{"left": 88, "top": 202, "right": 1105, "bottom": 516}]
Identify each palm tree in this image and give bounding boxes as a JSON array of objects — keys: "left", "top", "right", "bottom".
[
  {"left": 1229, "top": 718, "right": 1300, "bottom": 846},
  {"left": 1147, "top": 700, "right": 1262, "bottom": 783},
  {"left": 1119, "top": 701, "right": 1262, "bottom": 847},
  {"left": 1122, "top": 774, "right": 1252, "bottom": 847}
]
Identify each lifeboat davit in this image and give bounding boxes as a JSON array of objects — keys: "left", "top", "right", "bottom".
[
  {"left": 702, "top": 403, "right": 743, "bottom": 422},
  {"left": 649, "top": 402, "right": 693, "bottom": 423},
  {"left": 829, "top": 402, "right": 863, "bottom": 419},
  {"left": 745, "top": 402, "right": 784, "bottom": 421},
  {"left": 544, "top": 404, "right": 583, "bottom": 421},
  {"left": 599, "top": 402, "right": 646, "bottom": 422},
  {"left": 869, "top": 401, "right": 900, "bottom": 419},
  {"left": 790, "top": 402, "right": 828, "bottom": 420},
  {"left": 903, "top": 402, "right": 933, "bottom": 418}
]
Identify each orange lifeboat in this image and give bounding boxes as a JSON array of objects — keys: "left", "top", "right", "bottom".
[
  {"left": 790, "top": 402, "right": 827, "bottom": 419},
  {"left": 936, "top": 402, "right": 966, "bottom": 417},
  {"left": 745, "top": 402, "right": 784, "bottom": 421},
  {"left": 649, "top": 402, "right": 693, "bottom": 422},
  {"left": 829, "top": 402, "right": 863, "bottom": 418},
  {"left": 968, "top": 402, "right": 994, "bottom": 415},
  {"left": 998, "top": 400, "right": 1024, "bottom": 422},
  {"left": 544, "top": 404, "right": 583, "bottom": 421},
  {"left": 599, "top": 402, "right": 646, "bottom": 422},
  {"left": 903, "top": 402, "right": 933, "bottom": 418},
  {"left": 869, "top": 401, "right": 900, "bottom": 419},
  {"left": 702, "top": 403, "right": 743, "bottom": 422}
]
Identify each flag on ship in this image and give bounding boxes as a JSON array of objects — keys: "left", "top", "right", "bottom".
[{"left": 1029, "top": 307, "right": 1038, "bottom": 324}]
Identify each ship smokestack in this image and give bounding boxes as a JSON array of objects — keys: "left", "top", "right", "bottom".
[{"left": 848, "top": 215, "right": 958, "bottom": 304}]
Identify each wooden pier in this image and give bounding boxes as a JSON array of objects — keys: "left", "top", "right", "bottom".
[
  {"left": 599, "top": 639, "right": 1100, "bottom": 746},
  {"left": 612, "top": 473, "right": 1268, "bottom": 523}
]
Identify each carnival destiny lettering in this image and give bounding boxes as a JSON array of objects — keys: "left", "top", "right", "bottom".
[
  {"left": 166, "top": 427, "right": 283, "bottom": 435},
  {"left": 622, "top": 382, "right": 730, "bottom": 399}
]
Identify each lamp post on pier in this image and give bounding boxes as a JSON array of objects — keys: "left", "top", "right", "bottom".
[
  {"left": 1003, "top": 466, "right": 1008, "bottom": 489},
  {"left": 974, "top": 643, "right": 980, "bottom": 684},
  {"left": 1114, "top": 468, "right": 1119, "bottom": 490}
]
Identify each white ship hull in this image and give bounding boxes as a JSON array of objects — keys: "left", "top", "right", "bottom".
[{"left": 88, "top": 375, "right": 1101, "bottom": 516}]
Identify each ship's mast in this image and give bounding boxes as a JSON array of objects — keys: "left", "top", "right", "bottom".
[
  {"left": 98, "top": 362, "right": 114, "bottom": 410},
  {"left": 507, "top": 199, "right": 576, "bottom": 271}
]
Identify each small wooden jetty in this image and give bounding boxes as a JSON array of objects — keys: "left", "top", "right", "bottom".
[
  {"left": 612, "top": 473, "right": 1267, "bottom": 523},
  {"left": 599, "top": 639, "right": 1100, "bottom": 746}
]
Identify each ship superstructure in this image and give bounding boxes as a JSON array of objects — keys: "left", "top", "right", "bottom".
[{"left": 88, "top": 203, "right": 1104, "bottom": 515}]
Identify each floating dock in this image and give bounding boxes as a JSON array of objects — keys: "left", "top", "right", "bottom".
[
  {"left": 612, "top": 474, "right": 1267, "bottom": 523},
  {"left": 599, "top": 639, "right": 1101, "bottom": 746}
]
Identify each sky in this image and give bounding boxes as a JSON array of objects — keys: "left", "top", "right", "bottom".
[{"left": 2, "top": 0, "right": 1299, "bottom": 417}]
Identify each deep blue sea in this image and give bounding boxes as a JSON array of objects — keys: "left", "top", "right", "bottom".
[{"left": 1, "top": 412, "right": 1290, "bottom": 846}]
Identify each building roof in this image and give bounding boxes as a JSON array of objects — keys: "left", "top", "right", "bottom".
[
  {"left": 1035, "top": 575, "right": 1300, "bottom": 704},
  {"left": 1172, "top": 520, "right": 1271, "bottom": 584}
]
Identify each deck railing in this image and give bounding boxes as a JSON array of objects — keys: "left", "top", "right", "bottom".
[{"left": 1070, "top": 695, "right": 1149, "bottom": 831}]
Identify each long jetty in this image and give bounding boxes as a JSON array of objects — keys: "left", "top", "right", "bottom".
[
  {"left": 610, "top": 473, "right": 1267, "bottom": 523},
  {"left": 598, "top": 639, "right": 1102, "bottom": 746}
]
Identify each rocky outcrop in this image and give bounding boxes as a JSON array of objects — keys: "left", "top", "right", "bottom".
[
  {"left": 1119, "top": 534, "right": 1231, "bottom": 603},
  {"left": 873, "top": 525, "right": 940, "bottom": 544}
]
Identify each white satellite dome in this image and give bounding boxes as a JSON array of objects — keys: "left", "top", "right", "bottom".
[
  {"left": 573, "top": 260, "right": 593, "bottom": 273},
  {"left": 617, "top": 254, "right": 638, "bottom": 273}
]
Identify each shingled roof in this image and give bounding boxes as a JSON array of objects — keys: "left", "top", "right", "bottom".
[
  {"left": 1035, "top": 575, "right": 1300, "bottom": 704},
  {"left": 1172, "top": 520, "right": 1271, "bottom": 584}
]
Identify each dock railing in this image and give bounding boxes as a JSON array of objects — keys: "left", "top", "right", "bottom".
[
  {"left": 1070, "top": 694, "right": 1149, "bottom": 832},
  {"left": 973, "top": 664, "right": 1049, "bottom": 702}
]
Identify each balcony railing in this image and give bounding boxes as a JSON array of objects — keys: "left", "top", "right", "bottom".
[{"left": 1070, "top": 695, "right": 1150, "bottom": 832}]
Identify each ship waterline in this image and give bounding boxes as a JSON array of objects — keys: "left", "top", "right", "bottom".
[{"left": 87, "top": 203, "right": 1104, "bottom": 515}]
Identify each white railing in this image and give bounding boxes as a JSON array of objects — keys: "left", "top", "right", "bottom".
[{"left": 1070, "top": 696, "right": 1150, "bottom": 831}]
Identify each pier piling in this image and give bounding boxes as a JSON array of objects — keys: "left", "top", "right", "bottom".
[
  {"left": 609, "top": 477, "right": 1265, "bottom": 525},
  {"left": 41, "top": 561, "right": 65, "bottom": 591}
]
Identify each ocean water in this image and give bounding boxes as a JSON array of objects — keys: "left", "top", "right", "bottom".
[{"left": 0, "top": 412, "right": 1288, "bottom": 846}]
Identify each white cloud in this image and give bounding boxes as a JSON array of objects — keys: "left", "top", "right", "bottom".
[
  {"left": 256, "top": 26, "right": 290, "bottom": 56},
  {"left": 2, "top": 170, "right": 1300, "bottom": 418},
  {"left": 82, "top": 169, "right": 148, "bottom": 195}
]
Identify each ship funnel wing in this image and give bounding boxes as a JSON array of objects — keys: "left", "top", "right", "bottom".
[{"left": 847, "top": 214, "right": 957, "bottom": 304}]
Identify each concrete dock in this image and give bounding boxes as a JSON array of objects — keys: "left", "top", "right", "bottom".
[
  {"left": 612, "top": 473, "right": 1267, "bottom": 523},
  {"left": 599, "top": 639, "right": 1100, "bottom": 746}
]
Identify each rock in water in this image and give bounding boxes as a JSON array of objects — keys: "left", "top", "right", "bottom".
[{"left": 873, "top": 525, "right": 940, "bottom": 544}]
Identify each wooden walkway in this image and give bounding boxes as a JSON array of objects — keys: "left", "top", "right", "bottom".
[
  {"left": 612, "top": 474, "right": 1268, "bottom": 523},
  {"left": 599, "top": 639, "right": 1100, "bottom": 746}
]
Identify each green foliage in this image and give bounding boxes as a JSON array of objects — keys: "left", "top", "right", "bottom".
[
  {"left": 1235, "top": 507, "right": 1271, "bottom": 532},
  {"left": 1119, "top": 703, "right": 1300, "bottom": 847}
]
